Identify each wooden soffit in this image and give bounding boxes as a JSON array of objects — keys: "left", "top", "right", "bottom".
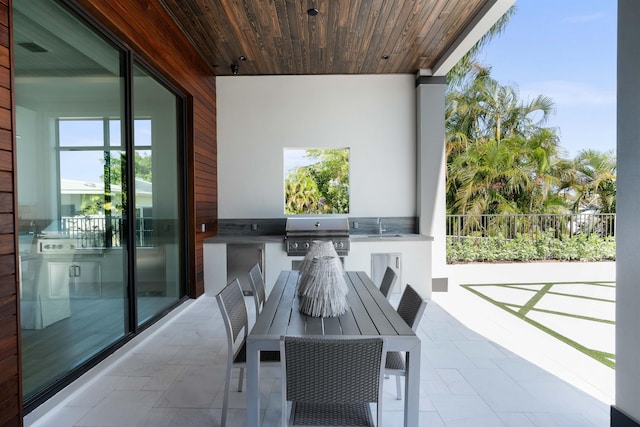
[{"left": 160, "top": 0, "right": 513, "bottom": 76}]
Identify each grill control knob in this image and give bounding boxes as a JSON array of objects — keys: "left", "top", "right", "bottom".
[
  {"left": 336, "top": 242, "right": 344, "bottom": 248},
  {"left": 291, "top": 242, "right": 298, "bottom": 249},
  {"left": 304, "top": 242, "right": 310, "bottom": 249}
]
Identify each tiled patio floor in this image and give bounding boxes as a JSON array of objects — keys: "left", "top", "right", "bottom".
[
  {"left": 25, "top": 262, "right": 615, "bottom": 426},
  {"left": 461, "top": 281, "right": 615, "bottom": 368},
  {"left": 435, "top": 261, "right": 615, "bottom": 407}
]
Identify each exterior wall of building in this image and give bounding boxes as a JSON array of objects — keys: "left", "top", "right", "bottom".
[
  {"left": 217, "top": 74, "right": 416, "bottom": 219},
  {"left": 0, "top": 0, "right": 23, "bottom": 423}
]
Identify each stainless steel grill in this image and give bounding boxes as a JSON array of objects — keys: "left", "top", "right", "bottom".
[{"left": 285, "top": 217, "right": 350, "bottom": 256}]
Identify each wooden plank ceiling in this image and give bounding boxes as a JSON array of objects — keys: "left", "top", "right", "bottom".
[{"left": 159, "top": 0, "right": 490, "bottom": 76}]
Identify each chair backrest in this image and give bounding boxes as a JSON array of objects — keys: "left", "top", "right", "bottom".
[
  {"left": 396, "top": 284, "right": 427, "bottom": 331},
  {"left": 216, "top": 279, "right": 249, "bottom": 359},
  {"left": 248, "top": 263, "right": 266, "bottom": 314},
  {"left": 378, "top": 266, "right": 398, "bottom": 300},
  {"left": 281, "top": 336, "right": 386, "bottom": 405}
]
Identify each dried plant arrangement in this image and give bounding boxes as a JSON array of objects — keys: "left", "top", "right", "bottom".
[
  {"left": 298, "top": 240, "right": 342, "bottom": 287},
  {"left": 298, "top": 255, "right": 349, "bottom": 318}
]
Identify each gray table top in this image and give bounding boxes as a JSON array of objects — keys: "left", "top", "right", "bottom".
[{"left": 249, "top": 270, "right": 417, "bottom": 347}]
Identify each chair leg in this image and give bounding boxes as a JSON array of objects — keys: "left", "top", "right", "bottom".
[
  {"left": 222, "top": 363, "right": 232, "bottom": 427},
  {"left": 238, "top": 367, "right": 244, "bottom": 392},
  {"left": 395, "top": 375, "right": 402, "bottom": 400}
]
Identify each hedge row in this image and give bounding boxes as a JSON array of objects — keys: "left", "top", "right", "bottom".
[{"left": 447, "top": 233, "right": 616, "bottom": 263}]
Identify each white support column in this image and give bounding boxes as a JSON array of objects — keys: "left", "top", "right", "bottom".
[
  {"left": 416, "top": 76, "right": 447, "bottom": 280},
  {"left": 615, "top": 1, "right": 640, "bottom": 425}
]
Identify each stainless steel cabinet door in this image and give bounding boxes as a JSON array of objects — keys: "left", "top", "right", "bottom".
[{"left": 371, "top": 253, "right": 401, "bottom": 295}]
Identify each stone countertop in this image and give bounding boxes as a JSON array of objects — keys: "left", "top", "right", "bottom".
[
  {"left": 350, "top": 234, "right": 433, "bottom": 241},
  {"left": 204, "top": 235, "right": 286, "bottom": 244},
  {"left": 204, "top": 234, "right": 433, "bottom": 244}
]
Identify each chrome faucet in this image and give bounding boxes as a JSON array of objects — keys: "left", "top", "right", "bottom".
[{"left": 377, "top": 218, "right": 386, "bottom": 235}]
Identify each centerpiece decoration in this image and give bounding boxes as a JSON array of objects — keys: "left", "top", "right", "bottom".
[{"left": 297, "top": 241, "right": 349, "bottom": 317}]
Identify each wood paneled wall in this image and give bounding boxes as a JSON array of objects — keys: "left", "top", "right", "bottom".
[
  {"left": 74, "top": 0, "right": 218, "bottom": 297},
  {"left": 0, "top": 0, "right": 22, "bottom": 424}
]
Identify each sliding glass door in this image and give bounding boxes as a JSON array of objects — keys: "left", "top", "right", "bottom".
[{"left": 14, "top": 0, "right": 186, "bottom": 406}]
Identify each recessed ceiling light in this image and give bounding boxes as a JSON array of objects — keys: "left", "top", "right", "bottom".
[
  {"left": 382, "top": 55, "right": 390, "bottom": 60},
  {"left": 307, "top": 8, "right": 319, "bottom": 16},
  {"left": 239, "top": 55, "right": 246, "bottom": 61}
]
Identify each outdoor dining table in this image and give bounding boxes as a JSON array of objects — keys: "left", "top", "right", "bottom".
[{"left": 246, "top": 270, "right": 421, "bottom": 427}]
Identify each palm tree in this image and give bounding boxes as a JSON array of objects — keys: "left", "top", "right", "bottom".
[
  {"left": 305, "top": 149, "right": 350, "bottom": 214},
  {"left": 518, "top": 129, "right": 572, "bottom": 214},
  {"left": 284, "top": 169, "right": 321, "bottom": 214},
  {"left": 447, "top": 71, "right": 555, "bottom": 144},
  {"left": 479, "top": 80, "right": 555, "bottom": 143},
  {"left": 446, "top": 71, "right": 562, "bottom": 216},
  {"left": 567, "top": 149, "right": 616, "bottom": 213},
  {"left": 448, "top": 136, "right": 533, "bottom": 216}
]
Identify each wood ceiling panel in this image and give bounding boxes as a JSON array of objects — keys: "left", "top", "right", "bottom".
[{"left": 160, "top": 0, "right": 490, "bottom": 76}]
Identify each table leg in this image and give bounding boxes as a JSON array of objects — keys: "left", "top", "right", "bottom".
[
  {"left": 404, "top": 340, "right": 421, "bottom": 427},
  {"left": 246, "top": 340, "right": 260, "bottom": 426}
]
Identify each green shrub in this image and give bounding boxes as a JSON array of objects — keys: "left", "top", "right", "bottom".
[{"left": 446, "top": 233, "right": 616, "bottom": 263}]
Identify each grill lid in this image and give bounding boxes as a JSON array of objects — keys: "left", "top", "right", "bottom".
[
  {"left": 285, "top": 217, "right": 350, "bottom": 236},
  {"left": 285, "top": 217, "right": 350, "bottom": 256}
]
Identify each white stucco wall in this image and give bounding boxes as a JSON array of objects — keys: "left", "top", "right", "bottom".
[{"left": 216, "top": 74, "right": 416, "bottom": 218}]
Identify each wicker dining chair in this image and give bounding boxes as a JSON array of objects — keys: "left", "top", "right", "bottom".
[
  {"left": 216, "top": 278, "right": 280, "bottom": 427},
  {"left": 378, "top": 266, "right": 398, "bottom": 300},
  {"left": 280, "top": 336, "right": 387, "bottom": 427},
  {"left": 248, "top": 262, "right": 266, "bottom": 315},
  {"left": 386, "top": 284, "right": 427, "bottom": 400}
]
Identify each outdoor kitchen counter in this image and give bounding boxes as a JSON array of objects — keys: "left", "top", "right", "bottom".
[
  {"left": 203, "top": 234, "right": 433, "bottom": 298},
  {"left": 203, "top": 235, "right": 285, "bottom": 244},
  {"left": 204, "top": 233, "right": 433, "bottom": 244}
]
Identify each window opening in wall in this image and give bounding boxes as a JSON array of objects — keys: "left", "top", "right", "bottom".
[{"left": 284, "top": 148, "right": 350, "bottom": 214}]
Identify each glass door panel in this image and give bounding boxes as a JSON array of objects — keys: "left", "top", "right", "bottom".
[
  {"left": 14, "top": 0, "right": 186, "bottom": 407},
  {"left": 14, "top": 0, "right": 128, "bottom": 400},
  {"left": 133, "top": 63, "right": 183, "bottom": 325}
]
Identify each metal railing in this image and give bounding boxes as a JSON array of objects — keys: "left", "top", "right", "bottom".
[{"left": 446, "top": 213, "right": 616, "bottom": 242}]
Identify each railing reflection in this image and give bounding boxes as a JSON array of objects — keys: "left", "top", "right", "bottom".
[{"left": 58, "top": 216, "right": 154, "bottom": 247}]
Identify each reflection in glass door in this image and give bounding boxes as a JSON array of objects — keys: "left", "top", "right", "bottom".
[
  {"left": 14, "top": 0, "right": 129, "bottom": 400},
  {"left": 133, "top": 63, "right": 184, "bottom": 325},
  {"left": 14, "top": 0, "right": 186, "bottom": 406}
]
